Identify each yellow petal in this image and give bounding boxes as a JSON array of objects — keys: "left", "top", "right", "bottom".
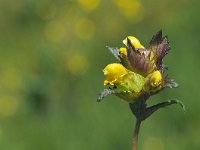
[
  {"left": 123, "top": 36, "right": 144, "bottom": 49},
  {"left": 150, "top": 70, "right": 162, "bottom": 87},
  {"left": 119, "top": 47, "right": 127, "bottom": 56},
  {"left": 104, "top": 80, "right": 109, "bottom": 86},
  {"left": 103, "top": 63, "right": 127, "bottom": 85}
]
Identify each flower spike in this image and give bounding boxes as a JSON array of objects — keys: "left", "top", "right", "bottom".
[
  {"left": 97, "top": 30, "right": 184, "bottom": 150},
  {"left": 98, "top": 30, "right": 181, "bottom": 105}
]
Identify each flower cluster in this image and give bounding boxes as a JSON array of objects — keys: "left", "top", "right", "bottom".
[{"left": 98, "top": 30, "right": 178, "bottom": 103}]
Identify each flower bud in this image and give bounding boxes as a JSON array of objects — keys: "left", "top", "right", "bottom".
[
  {"left": 119, "top": 47, "right": 127, "bottom": 56},
  {"left": 144, "top": 70, "right": 163, "bottom": 93}
]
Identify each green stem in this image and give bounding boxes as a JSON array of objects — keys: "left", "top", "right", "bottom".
[
  {"left": 130, "top": 99, "right": 184, "bottom": 150},
  {"left": 133, "top": 118, "right": 141, "bottom": 150}
]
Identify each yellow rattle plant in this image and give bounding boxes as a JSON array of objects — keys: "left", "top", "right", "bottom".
[{"left": 97, "top": 30, "right": 185, "bottom": 150}]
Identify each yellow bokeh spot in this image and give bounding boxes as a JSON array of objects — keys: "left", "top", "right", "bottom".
[
  {"left": 36, "top": 2, "right": 57, "bottom": 20},
  {"left": 44, "top": 21, "right": 66, "bottom": 43},
  {"left": 102, "top": 18, "right": 126, "bottom": 40},
  {"left": 66, "top": 53, "right": 89, "bottom": 75},
  {"left": 74, "top": 18, "right": 96, "bottom": 40},
  {"left": 60, "top": 5, "right": 81, "bottom": 24},
  {"left": 77, "top": 0, "right": 101, "bottom": 12},
  {"left": 144, "top": 137, "right": 165, "bottom": 150},
  {"left": 0, "top": 67, "right": 22, "bottom": 92},
  {"left": 0, "top": 95, "right": 19, "bottom": 118},
  {"left": 114, "top": 0, "right": 144, "bottom": 23},
  {"left": 103, "top": 63, "right": 128, "bottom": 85}
]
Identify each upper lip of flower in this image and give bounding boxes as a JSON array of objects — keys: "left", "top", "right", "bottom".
[
  {"left": 103, "top": 63, "right": 128, "bottom": 86},
  {"left": 124, "top": 37, "right": 156, "bottom": 76},
  {"left": 119, "top": 30, "right": 170, "bottom": 76},
  {"left": 123, "top": 36, "right": 145, "bottom": 49}
]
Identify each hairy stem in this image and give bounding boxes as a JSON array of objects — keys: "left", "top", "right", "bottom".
[{"left": 133, "top": 119, "right": 141, "bottom": 150}]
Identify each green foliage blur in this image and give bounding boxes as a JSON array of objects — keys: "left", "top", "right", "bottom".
[{"left": 0, "top": 0, "right": 199, "bottom": 149}]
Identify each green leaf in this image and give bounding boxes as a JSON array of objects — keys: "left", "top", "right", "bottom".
[
  {"left": 165, "top": 78, "right": 179, "bottom": 88},
  {"left": 97, "top": 89, "right": 115, "bottom": 102},
  {"left": 144, "top": 99, "right": 185, "bottom": 120},
  {"left": 166, "top": 99, "right": 186, "bottom": 111},
  {"left": 106, "top": 46, "right": 120, "bottom": 61}
]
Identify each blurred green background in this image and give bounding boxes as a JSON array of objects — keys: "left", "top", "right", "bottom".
[{"left": 0, "top": 0, "right": 199, "bottom": 149}]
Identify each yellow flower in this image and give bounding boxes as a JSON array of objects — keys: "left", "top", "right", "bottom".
[
  {"left": 120, "top": 36, "right": 156, "bottom": 76},
  {"left": 119, "top": 47, "right": 127, "bottom": 56},
  {"left": 149, "top": 70, "right": 162, "bottom": 87},
  {"left": 144, "top": 70, "right": 163, "bottom": 92},
  {"left": 98, "top": 30, "right": 179, "bottom": 104},
  {"left": 103, "top": 63, "right": 128, "bottom": 86},
  {"left": 123, "top": 36, "right": 144, "bottom": 49}
]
